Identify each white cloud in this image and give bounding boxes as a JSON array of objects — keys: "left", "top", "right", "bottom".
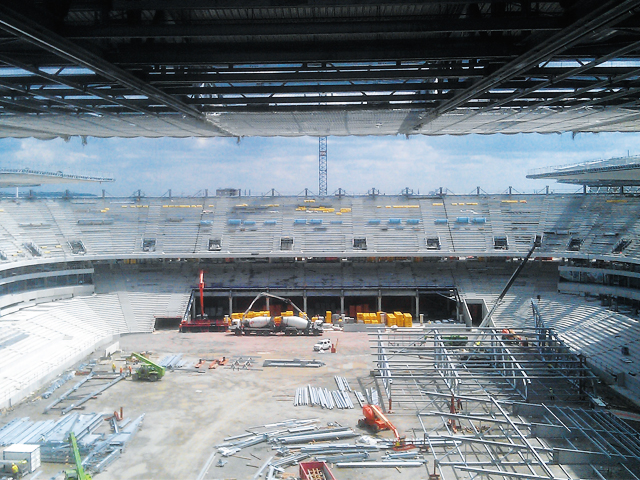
[{"left": 2, "top": 132, "right": 640, "bottom": 196}]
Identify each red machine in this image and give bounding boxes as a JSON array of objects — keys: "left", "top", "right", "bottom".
[
  {"left": 199, "top": 269, "right": 205, "bottom": 318},
  {"left": 299, "top": 461, "right": 336, "bottom": 480},
  {"left": 179, "top": 270, "right": 228, "bottom": 332},
  {"left": 357, "top": 404, "right": 414, "bottom": 450}
]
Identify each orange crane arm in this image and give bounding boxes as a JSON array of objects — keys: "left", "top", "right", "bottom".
[{"left": 368, "top": 404, "right": 401, "bottom": 440}]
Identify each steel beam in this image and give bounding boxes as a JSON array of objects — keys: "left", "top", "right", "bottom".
[
  {"left": 405, "top": 0, "right": 640, "bottom": 133},
  {"left": 0, "top": 5, "right": 233, "bottom": 136}
]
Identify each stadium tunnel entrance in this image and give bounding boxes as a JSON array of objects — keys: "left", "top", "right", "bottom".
[{"left": 189, "top": 287, "right": 460, "bottom": 324}]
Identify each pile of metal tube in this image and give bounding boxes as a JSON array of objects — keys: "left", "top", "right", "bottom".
[
  {"left": 294, "top": 385, "right": 354, "bottom": 409},
  {"left": 0, "top": 411, "right": 144, "bottom": 474}
]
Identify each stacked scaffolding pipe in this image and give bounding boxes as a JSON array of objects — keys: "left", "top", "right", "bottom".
[
  {"left": 274, "top": 427, "right": 358, "bottom": 444},
  {"left": 299, "top": 443, "right": 381, "bottom": 454},
  {"left": 316, "top": 452, "right": 370, "bottom": 463},
  {"left": 294, "top": 386, "right": 354, "bottom": 409},
  {"left": 159, "top": 354, "right": 185, "bottom": 369},
  {"left": 0, "top": 411, "right": 144, "bottom": 474},
  {"left": 335, "top": 460, "right": 425, "bottom": 468},
  {"left": 334, "top": 376, "right": 352, "bottom": 392}
]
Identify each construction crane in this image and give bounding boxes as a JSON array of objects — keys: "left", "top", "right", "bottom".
[
  {"left": 479, "top": 234, "right": 542, "bottom": 327},
  {"left": 319, "top": 136, "right": 327, "bottom": 196},
  {"left": 357, "top": 404, "right": 414, "bottom": 451},
  {"left": 64, "top": 432, "right": 92, "bottom": 480},
  {"left": 131, "top": 353, "right": 166, "bottom": 381}
]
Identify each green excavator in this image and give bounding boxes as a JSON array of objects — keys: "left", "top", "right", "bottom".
[{"left": 131, "top": 352, "right": 166, "bottom": 381}]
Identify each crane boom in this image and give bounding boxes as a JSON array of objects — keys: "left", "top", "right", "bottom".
[
  {"left": 241, "top": 292, "right": 305, "bottom": 321},
  {"left": 65, "top": 432, "right": 92, "bottom": 480},
  {"left": 199, "top": 270, "right": 205, "bottom": 318},
  {"left": 479, "top": 235, "right": 542, "bottom": 327},
  {"left": 367, "top": 404, "right": 400, "bottom": 439}
]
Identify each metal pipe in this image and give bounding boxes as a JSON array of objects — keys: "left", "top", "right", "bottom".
[
  {"left": 335, "top": 461, "right": 425, "bottom": 468},
  {"left": 61, "top": 375, "right": 124, "bottom": 415}
]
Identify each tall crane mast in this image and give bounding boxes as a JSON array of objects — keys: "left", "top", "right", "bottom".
[{"left": 319, "top": 136, "right": 327, "bottom": 196}]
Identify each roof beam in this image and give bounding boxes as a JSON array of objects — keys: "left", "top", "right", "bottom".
[
  {"left": 56, "top": 17, "right": 566, "bottom": 40},
  {"left": 0, "top": 4, "right": 233, "bottom": 136},
  {"left": 425, "top": 39, "right": 640, "bottom": 133},
  {"left": 404, "top": 0, "right": 640, "bottom": 133},
  {"left": 105, "top": 0, "right": 553, "bottom": 9}
]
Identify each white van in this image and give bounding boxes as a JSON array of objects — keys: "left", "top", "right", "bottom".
[{"left": 314, "top": 338, "right": 332, "bottom": 351}]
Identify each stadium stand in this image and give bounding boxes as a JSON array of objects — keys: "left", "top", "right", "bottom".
[
  {"left": 3, "top": 193, "right": 640, "bottom": 259},
  {"left": 3, "top": 192, "right": 640, "bottom": 407}
]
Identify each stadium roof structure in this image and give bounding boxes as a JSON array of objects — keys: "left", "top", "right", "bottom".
[
  {"left": 0, "top": 167, "right": 114, "bottom": 187},
  {"left": 2, "top": 1, "right": 640, "bottom": 138},
  {"left": 526, "top": 154, "right": 640, "bottom": 185}
]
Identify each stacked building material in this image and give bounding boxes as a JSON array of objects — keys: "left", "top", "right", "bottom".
[
  {"left": 0, "top": 411, "right": 144, "bottom": 475},
  {"left": 158, "top": 354, "right": 186, "bottom": 369},
  {"left": 294, "top": 385, "right": 354, "bottom": 409},
  {"left": 219, "top": 420, "right": 429, "bottom": 479}
]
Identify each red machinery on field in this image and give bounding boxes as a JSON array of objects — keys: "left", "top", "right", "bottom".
[
  {"left": 199, "top": 269, "right": 205, "bottom": 318},
  {"left": 357, "top": 404, "right": 415, "bottom": 451},
  {"left": 179, "top": 270, "right": 229, "bottom": 332}
]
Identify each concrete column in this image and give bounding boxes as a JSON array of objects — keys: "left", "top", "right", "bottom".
[
  {"left": 303, "top": 290, "right": 308, "bottom": 313},
  {"left": 340, "top": 291, "right": 345, "bottom": 314},
  {"left": 415, "top": 291, "right": 420, "bottom": 318},
  {"left": 265, "top": 296, "right": 270, "bottom": 312},
  {"left": 377, "top": 290, "right": 382, "bottom": 312},
  {"left": 229, "top": 291, "right": 233, "bottom": 315}
]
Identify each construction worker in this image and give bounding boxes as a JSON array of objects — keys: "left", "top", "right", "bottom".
[
  {"left": 11, "top": 462, "right": 19, "bottom": 479},
  {"left": 112, "top": 362, "right": 116, "bottom": 373},
  {"left": 549, "top": 388, "right": 555, "bottom": 400}
]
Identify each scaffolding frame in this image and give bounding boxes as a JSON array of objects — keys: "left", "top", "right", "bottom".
[{"left": 368, "top": 326, "right": 640, "bottom": 480}]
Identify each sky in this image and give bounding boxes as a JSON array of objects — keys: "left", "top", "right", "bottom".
[{"left": 1, "top": 132, "right": 640, "bottom": 197}]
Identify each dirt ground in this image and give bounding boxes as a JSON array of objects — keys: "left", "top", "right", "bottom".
[{"left": 1, "top": 330, "right": 431, "bottom": 480}]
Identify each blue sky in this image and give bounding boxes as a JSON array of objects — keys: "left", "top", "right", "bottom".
[{"left": 1, "top": 132, "right": 640, "bottom": 197}]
